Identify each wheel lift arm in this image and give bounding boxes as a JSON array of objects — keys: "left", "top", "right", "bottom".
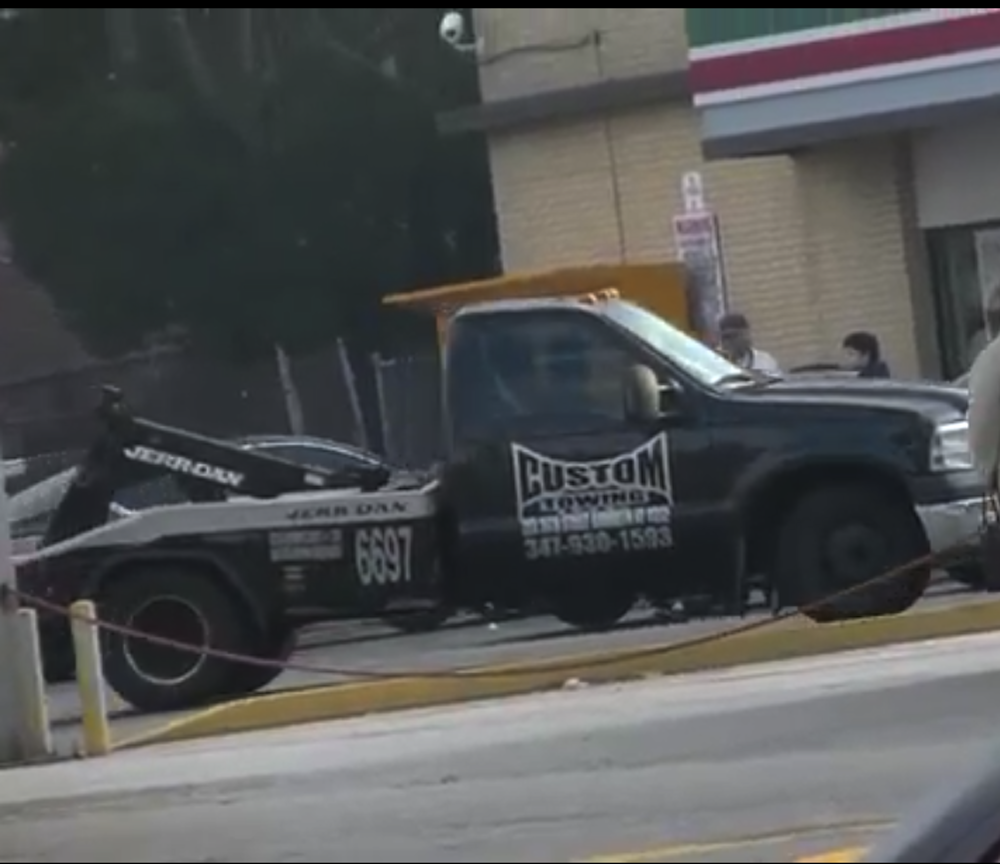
[{"left": 44, "top": 386, "right": 389, "bottom": 546}]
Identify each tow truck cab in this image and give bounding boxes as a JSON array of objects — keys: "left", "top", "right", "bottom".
[{"left": 439, "top": 294, "right": 981, "bottom": 628}]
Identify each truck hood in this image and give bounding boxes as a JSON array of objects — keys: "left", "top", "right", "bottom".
[{"left": 745, "top": 376, "right": 968, "bottom": 420}]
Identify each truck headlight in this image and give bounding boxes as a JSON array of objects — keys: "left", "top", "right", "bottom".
[{"left": 930, "top": 419, "right": 974, "bottom": 472}]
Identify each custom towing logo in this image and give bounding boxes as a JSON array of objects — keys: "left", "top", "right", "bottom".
[
  {"left": 123, "top": 445, "right": 246, "bottom": 489},
  {"left": 511, "top": 434, "right": 674, "bottom": 559}
]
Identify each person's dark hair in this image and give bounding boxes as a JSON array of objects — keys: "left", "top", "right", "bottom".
[
  {"left": 842, "top": 331, "right": 880, "bottom": 362},
  {"left": 718, "top": 312, "right": 750, "bottom": 333}
]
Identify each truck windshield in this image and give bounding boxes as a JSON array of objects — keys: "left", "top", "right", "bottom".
[{"left": 602, "top": 300, "right": 748, "bottom": 387}]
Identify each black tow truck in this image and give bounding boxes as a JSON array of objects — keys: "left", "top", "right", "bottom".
[{"left": 15, "top": 293, "right": 984, "bottom": 711}]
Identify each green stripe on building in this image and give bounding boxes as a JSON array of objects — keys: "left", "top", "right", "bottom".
[{"left": 685, "top": 9, "right": 926, "bottom": 50}]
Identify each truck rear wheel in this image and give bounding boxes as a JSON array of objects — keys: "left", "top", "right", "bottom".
[
  {"left": 224, "top": 626, "right": 296, "bottom": 697},
  {"left": 548, "top": 578, "right": 635, "bottom": 631},
  {"left": 98, "top": 565, "right": 256, "bottom": 712},
  {"left": 775, "top": 483, "right": 930, "bottom": 623}
]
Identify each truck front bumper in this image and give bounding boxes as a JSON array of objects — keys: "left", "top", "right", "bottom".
[{"left": 915, "top": 497, "right": 983, "bottom": 554}]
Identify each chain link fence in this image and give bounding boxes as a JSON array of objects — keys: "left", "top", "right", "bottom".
[
  {"left": 0, "top": 341, "right": 371, "bottom": 469},
  {"left": 1, "top": 341, "right": 448, "bottom": 484},
  {"left": 371, "top": 350, "right": 444, "bottom": 468}
]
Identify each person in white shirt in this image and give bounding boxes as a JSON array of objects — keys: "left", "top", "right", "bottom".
[
  {"left": 717, "top": 312, "right": 781, "bottom": 375},
  {"left": 969, "top": 329, "right": 1000, "bottom": 491},
  {"left": 968, "top": 330, "right": 1000, "bottom": 591}
]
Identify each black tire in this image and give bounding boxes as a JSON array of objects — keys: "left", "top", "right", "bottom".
[
  {"left": 99, "top": 565, "right": 256, "bottom": 712},
  {"left": 224, "top": 626, "right": 297, "bottom": 697},
  {"left": 381, "top": 607, "right": 452, "bottom": 635},
  {"left": 548, "top": 578, "right": 636, "bottom": 631},
  {"left": 774, "top": 483, "right": 930, "bottom": 623}
]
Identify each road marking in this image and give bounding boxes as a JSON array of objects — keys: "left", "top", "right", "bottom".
[{"left": 576, "top": 818, "right": 888, "bottom": 863}]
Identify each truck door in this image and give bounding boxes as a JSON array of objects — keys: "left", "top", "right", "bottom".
[{"left": 444, "top": 305, "right": 732, "bottom": 617}]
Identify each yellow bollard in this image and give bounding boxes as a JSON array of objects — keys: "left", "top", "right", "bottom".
[{"left": 70, "top": 600, "right": 110, "bottom": 757}]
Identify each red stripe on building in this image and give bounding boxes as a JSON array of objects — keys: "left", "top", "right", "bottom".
[{"left": 690, "top": 11, "right": 1000, "bottom": 96}]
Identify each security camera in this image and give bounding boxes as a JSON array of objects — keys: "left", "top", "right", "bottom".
[
  {"left": 439, "top": 10, "right": 465, "bottom": 45},
  {"left": 438, "top": 10, "right": 481, "bottom": 55}
]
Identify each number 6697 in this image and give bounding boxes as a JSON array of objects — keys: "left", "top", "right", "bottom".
[{"left": 354, "top": 525, "right": 413, "bottom": 586}]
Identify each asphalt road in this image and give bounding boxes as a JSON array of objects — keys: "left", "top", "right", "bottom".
[
  {"left": 44, "top": 580, "right": 980, "bottom": 749},
  {"left": 10, "top": 629, "right": 1000, "bottom": 862}
]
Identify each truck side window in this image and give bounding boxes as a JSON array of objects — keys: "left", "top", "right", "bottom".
[
  {"left": 448, "top": 311, "right": 635, "bottom": 440},
  {"left": 446, "top": 320, "right": 510, "bottom": 441},
  {"left": 537, "top": 324, "right": 629, "bottom": 421},
  {"left": 258, "top": 443, "right": 364, "bottom": 474}
]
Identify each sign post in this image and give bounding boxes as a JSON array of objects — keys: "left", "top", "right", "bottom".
[
  {"left": 672, "top": 171, "right": 729, "bottom": 340},
  {"left": 681, "top": 170, "right": 706, "bottom": 212}
]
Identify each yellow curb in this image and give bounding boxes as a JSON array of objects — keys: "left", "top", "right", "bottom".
[
  {"left": 114, "top": 597, "right": 1000, "bottom": 750},
  {"left": 797, "top": 847, "right": 866, "bottom": 862}
]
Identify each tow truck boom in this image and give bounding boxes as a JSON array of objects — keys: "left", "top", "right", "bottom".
[{"left": 44, "top": 386, "right": 391, "bottom": 547}]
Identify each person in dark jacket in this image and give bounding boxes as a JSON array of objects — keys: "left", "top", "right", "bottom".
[{"left": 842, "top": 331, "right": 890, "bottom": 378}]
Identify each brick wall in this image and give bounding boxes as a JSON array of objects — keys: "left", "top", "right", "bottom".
[
  {"left": 474, "top": 9, "right": 924, "bottom": 375},
  {"left": 473, "top": 8, "right": 688, "bottom": 101}
]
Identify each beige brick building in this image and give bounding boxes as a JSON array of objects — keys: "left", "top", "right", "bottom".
[{"left": 438, "top": 9, "right": 1000, "bottom": 379}]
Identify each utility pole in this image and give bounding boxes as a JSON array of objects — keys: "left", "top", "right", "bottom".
[{"left": 0, "top": 439, "right": 23, "bottom": 763}]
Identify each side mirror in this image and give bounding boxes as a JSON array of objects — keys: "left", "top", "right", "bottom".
[{"left": 623, "top": 364, "right": 678, "bottom": 423}]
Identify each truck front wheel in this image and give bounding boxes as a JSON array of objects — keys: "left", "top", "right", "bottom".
[
  {"left": 774, "top": 483, "right": 930, "bottom": 623},
  {"left": 548, "top": 577, "right": 635, "bottom": 631},
  {"left": 98, "top": 565, "right": 256, "bottom": 712}
]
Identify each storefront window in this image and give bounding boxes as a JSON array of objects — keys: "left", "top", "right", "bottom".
[{"left": 926, "top": 223, "right": 1000, "bottom": 379}]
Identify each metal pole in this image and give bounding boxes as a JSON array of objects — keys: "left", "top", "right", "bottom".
[
  {"left": 337, "top": 339, "right": 370, "bottom": 450},
  {"left": 0, "top": 438, "right": 24, "bottom": 763},
  {"left": 371, "top": 353, "right": 393, "bottom": 459}
]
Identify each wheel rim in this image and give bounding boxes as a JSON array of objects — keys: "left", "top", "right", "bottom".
[
  {"left": 824, "top": 523, "right": 889, "bottom": 589},
  {"left": 123, "top": 595, "right": 210, "bottom": 686}
]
